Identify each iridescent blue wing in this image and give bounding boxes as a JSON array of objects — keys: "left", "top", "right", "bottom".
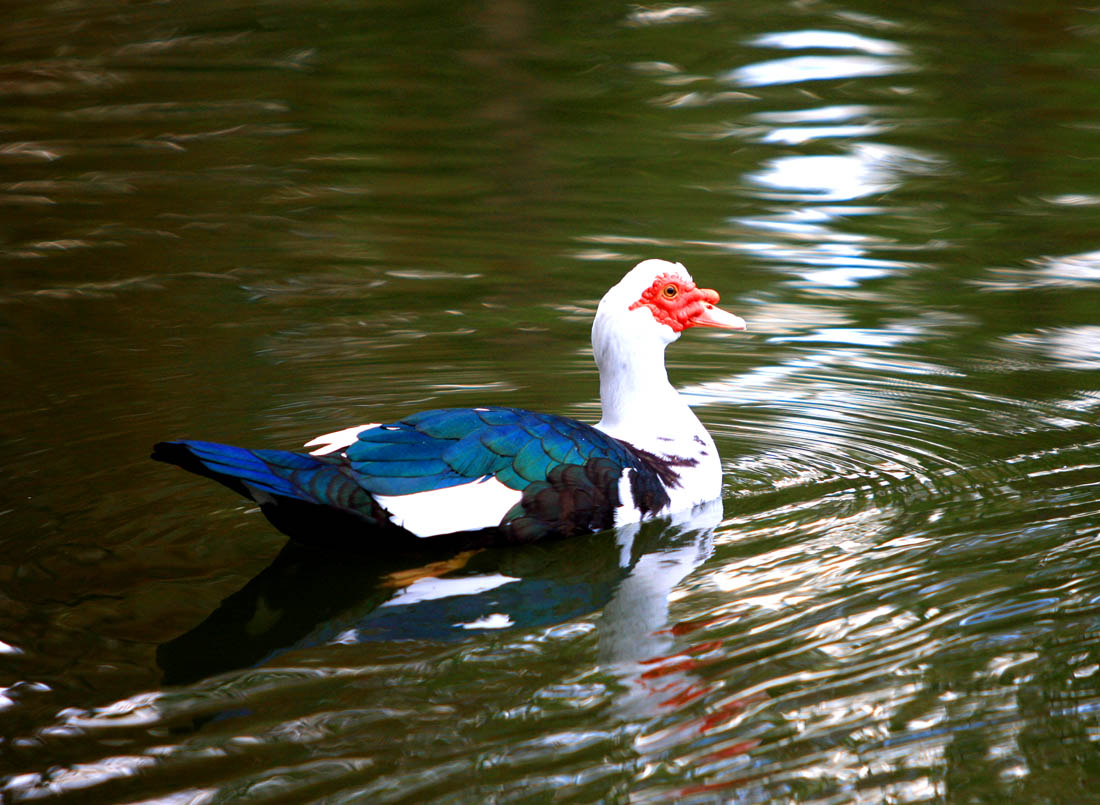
[{"left": 346, "top": 406, "right": 634, "bottom": 491}]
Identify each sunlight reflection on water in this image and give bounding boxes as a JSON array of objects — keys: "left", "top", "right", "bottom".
[
  {"left": 729, "top": 54, "right": 911, "bottom": 87},
  {"left": 748, "top": 144, "right": 939, "bottom": 202}
]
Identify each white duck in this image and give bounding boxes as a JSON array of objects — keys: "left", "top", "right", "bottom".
[{"left": 153, "top": 259, "right": 746, "bottom": 548}]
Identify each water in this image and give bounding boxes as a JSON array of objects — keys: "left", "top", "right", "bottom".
[{"left": 3, "top": 0, "right": 1100, "bottom": 801}]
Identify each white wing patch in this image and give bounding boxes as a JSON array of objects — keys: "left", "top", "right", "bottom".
[
  {"left": 305, "top": 424, "right": 380, "bottom": 456},
  {"left": 374, "top": 477, "right": 523, "bottom": 538}
]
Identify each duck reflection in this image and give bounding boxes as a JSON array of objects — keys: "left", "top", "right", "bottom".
[{"left": 157, "top": 500, "right": 722, "bottom": 687}]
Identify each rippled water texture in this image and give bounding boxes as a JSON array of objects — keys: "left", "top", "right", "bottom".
[{"left": 4, "top": 1, "right": 1100, "bottom": 802}]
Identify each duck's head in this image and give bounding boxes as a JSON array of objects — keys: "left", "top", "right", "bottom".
[{"left": 595, "top": 259, "right": 746, "bottom": 350}]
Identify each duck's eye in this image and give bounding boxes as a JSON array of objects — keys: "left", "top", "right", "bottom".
[{"left": 662, "top": 284, "right": 679, "bottom": 299}]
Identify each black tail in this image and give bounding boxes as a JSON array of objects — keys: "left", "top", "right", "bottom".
[
  {"left": 153, "top": 440, "right": 410, "bottom": 549},
  {"left": 152, "top": 441, "right": 255, "bottom": 500}
]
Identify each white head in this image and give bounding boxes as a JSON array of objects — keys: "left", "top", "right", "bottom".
[{"left": 594, "top": 259, "right": 745, "bottom": 352}]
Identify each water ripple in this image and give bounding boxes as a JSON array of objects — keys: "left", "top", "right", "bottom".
[{"left": 5, "top": 0, "right": 1100, "bottom": 801}]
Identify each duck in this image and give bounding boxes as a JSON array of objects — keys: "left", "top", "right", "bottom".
[{"left": 153, "top": 259, "right": 746, "bottom": 549}]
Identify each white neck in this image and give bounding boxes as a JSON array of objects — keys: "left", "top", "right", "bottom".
[{"left": 591, "top": 305, "right": 693, "bottom": 438}]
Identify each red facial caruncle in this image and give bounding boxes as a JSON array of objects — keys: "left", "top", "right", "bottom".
[{"left": 629, "top": 273, "right": 746, "bottom": 332}]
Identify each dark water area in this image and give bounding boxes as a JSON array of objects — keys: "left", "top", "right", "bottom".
[{"left": 4, "top": 0, "right": 1100, "bottom": 801}]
